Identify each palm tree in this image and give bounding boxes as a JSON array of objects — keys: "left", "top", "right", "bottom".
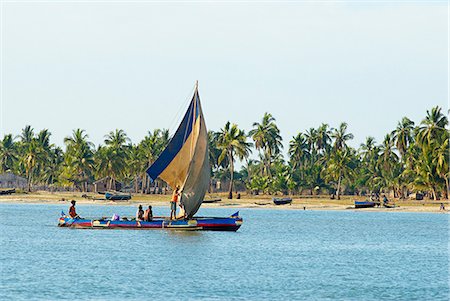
[
  {"left": 417, "top": 106, "right": 448, "bottom": 146},
  {"left": 20, "top": 125, "right": 34, "bottom": 144},
  {"left": 102, "top": 129, "right": 130, "bottom": 189},
  {"left": 392, "top": 117, "right": 415, "bottom": 159},
  {"left": 288, "top": 133, "right": 309, "bottom": 170},
  {"left": 22, "top": 140, "right": 46, "bottom": 191},
  {"left": 413, "top": 143, "right": 440, "bottom": 200},
  {"left": 304, "top": 128, "right": 318, "bottom": 154},
  {"left": 0, "top": 134, "right": 17, "bottom": 172},
  {"left": 323, "top": 149, "right": 355, "bottom": 199},
  {"left": 126, "top": 144, "right": 143, "bottom": 193},
  {"left": 63, "top": 129, "right": 95, "bottom": 192},
  {"left": 379, "top": 134, "right": 400, "bottom": 196},
  {"left": 139, "top": 129, "right": 167, "bottom": 193},
  {"left": 435, "top": 136, "right": 449, "bottom": 198},
  {"left": 249, "top": 113, "right": 283, "bottom": 176},
  {"left": 217, "top": 122, "right": 252, "bottom": 199},
  {"left": 105, "top": 129, "right": 130, "bottom": 149},
  {"left": 360, "top": 136, "right": 376, "bottom": 161},
  {"left": 42, "top": 147, "right": 63, "bottom": 188},
  {"left": 358, "top": 137, "right": 383, "bottom": 194},
  {"left": 332, "top": 122, "right": 354, "bottom": 151},
  {"left": 316, "top": 123, "right": 332, "bottom": 154}
]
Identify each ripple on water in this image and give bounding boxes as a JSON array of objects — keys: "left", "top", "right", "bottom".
[{"left": 0, "top": 203, "right": 448, "bottom": 300}]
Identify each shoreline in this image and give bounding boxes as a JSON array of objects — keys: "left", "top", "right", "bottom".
[{"left": 1, "top": 192, "right": 448, "bottom": 214}]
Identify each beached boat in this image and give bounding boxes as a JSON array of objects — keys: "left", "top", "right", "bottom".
[
  {"left": 203, "top": 198, "right": 222, "bottom": 203},
  {"left": 0, "top": 188, "right": 15, "bottom": 195},
  {"left": 273, "top": 197, "right": 292, "bottom": 205},
  {"left": 354, "top": 200, "right": 376, "bottom": 208},
  {"left": 104, "top": 192, "right": 132, "bottom": 201},
  {"left": 59, "top": 82, "right": 243, "bottom": 231}
]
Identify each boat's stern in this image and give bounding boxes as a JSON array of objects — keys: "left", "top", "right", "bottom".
[
  {"left": 58, "top": 216, "right": 70, "bottom": 227},
  {"left": 196, "top": 212, "right": 243, "bottom": 231}
]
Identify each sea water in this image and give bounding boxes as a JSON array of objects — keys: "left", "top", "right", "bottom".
[{"left": 0, "top": 203, "right": 448, "bottom": 300}]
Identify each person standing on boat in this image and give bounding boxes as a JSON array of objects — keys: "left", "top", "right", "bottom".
[
  {"left": 136, "top": 205, "right": 144, "bottom": 221},
  {"left": 69, "top": 200, "right": 80, "bottom": 219},
  {"left": 170, "top": 186, "right": 180, "bottom": 220},
  {"left": 144, "top": 205, "right": 153, "bottom": 221}
]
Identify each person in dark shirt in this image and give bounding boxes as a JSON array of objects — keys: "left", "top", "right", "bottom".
[
  {"left": 136, "top": 205, "right": 144, "bottom": 221},
  {"left": 69, "top": 200, "right": 80, "bottom": 219}
]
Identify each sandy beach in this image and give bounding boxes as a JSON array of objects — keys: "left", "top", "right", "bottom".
[{"left": 1, "top": 191, "right": 448, "bottom": 213}]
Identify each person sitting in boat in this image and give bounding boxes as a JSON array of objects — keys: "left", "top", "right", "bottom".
[
  {"left": 69, "top": 200, "right": 80, "bottom": 219},
  {"left": 144, "top": 205, "right": 153, "bottom": 221},
  {"left": 136, "top": 205, "right": 144, "bottom": 221},
  {"left": 170, "top": 186, "right": 180, "bottom": 220}
]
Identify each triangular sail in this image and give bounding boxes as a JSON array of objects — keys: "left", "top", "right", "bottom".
[{"left": 146, "top": 86, "right": 210, "bottom": 218}]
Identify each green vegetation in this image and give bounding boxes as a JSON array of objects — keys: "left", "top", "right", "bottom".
[{"left": 0, "top": 106, "right": 447, "bottom": 200}]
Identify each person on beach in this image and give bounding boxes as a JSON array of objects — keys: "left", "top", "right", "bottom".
[
  {"left": 144, "top": 205, "right": 153, "bottom": 221},
  {"left": 170, "top": 186, "right": 180, "bottom": 220},
  {"left": 136, "top": 205, "right": 144, "bottom": 221},
  {"left": 440, "top": 203, "right": 446, "bottom": 211},
  {"left": 69, "top": 200, "right": 80, "bottom": 219}
]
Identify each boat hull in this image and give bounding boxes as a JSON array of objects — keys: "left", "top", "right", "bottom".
[
  {"left": 355, "top": 201, "right": 376, "bottom": 208},
  {"left": 58, "top": 216, "right": 243, "bottom": 231},
  {"left": 105, "top": 192, "right": 131, "bottom": 201},
  {"left": 273, "top": 198, "right": 292, "bottom": 205}
]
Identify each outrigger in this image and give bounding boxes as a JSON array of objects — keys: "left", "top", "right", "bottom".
[{"left": 58, "top": 82, "right": 243, "bottom": 231}]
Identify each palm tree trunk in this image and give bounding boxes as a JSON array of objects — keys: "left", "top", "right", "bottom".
[
  {"left": 444, "top": 177, "right": 449, "bottom": 200},
  {"left": 141, "top": 173, "right": 146, "bottom": 194},
  {"left": 228, "top": 150, "right": 234, "bottom": 199},
  {"left": 431, "top": 186, "right": 437, "bottom": 200},
  {"left": 27, "top": 169, "right": 32, "bottom": 192},
  {"left": 245, "top": 158, "right": 251, "bottom": 194},
  {"left": 135, "top": 175, "right": 139, "bottom": 193},
  {"left": 336, "top": 171, "right": 342, "bottom": 200}
]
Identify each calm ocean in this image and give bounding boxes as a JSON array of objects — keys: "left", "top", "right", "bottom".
[{"left": 0, "top": 203, "right": 448, "bottom": 300}]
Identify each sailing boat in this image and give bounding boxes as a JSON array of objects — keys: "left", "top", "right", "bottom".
[{"left": 58, "top": 83, "right": 243, "bottom": 231}]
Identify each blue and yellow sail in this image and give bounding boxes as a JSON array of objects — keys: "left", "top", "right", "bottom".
[{"left": 146, "top": 84, "right": 210, "bottom": 218}]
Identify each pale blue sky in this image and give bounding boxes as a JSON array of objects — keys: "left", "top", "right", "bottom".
[{"left": 0, "top": 1, "right": 448, "bottom": 157}]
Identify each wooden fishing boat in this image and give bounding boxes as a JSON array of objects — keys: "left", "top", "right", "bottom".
[
  {"left": 354, "top": 200, "right": 376, "bottom": 208},
  {"left": 58, "top": 82, "right": 243, "bottom": 231},
  {"left": 203, "top": 198, "right": 222, "bottom": 203},
  {"left": 273, "top": 197, "right": 292, "bottom": 205},
  {"left": 0, "top": 188, "right": 15, "bottom": 195},
  {"left": 105, "top": 192, "right": 132, "bottom": 201},
  {"left": 58, "top": 212, "right": 242, "bottom": 231}
]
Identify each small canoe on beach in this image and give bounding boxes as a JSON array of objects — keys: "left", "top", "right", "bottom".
[
  {"left": 355, "top": 200, "right": 376, "bottom": 208},
  {"left": 0, "top": 188, "right": 15, "bottom": 195},
  {"left": 104, "top": 192, "right": 132, "bottom": 201},
  {"left": 273, "top": 197, "right": 292, "bottom": 205},
  {"left": 203, "top": 198, "right": 222, "bottom": 203},
  {"left": 58, "top": 212, "right": 243, "bottom": 231}
]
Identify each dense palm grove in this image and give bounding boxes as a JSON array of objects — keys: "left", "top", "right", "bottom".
[{"left": 0, "top": 106, "right": 448, "bottom": 200}]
